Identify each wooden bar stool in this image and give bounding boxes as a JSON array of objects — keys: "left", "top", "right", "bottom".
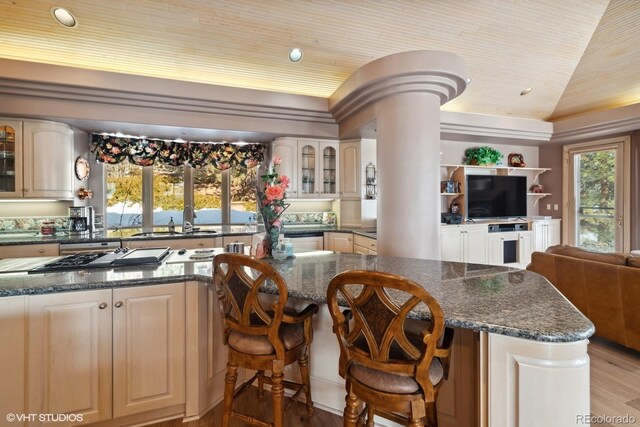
[
  {"left": 214, "top": 253, "right": 319, "bottom": 427},
  {"left": 327, "top": 270, "right": 454, "bottom": 427}
]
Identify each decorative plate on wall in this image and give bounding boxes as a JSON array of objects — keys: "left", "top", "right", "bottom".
[{"left": 74, "top": 156, "right": 90, "bottom": 181}]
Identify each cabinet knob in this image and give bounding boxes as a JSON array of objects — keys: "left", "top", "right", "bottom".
[
  {"left": 114, "top": 301, "right": 123, "bottom": 308},
  {"left": 370, "top": 243, "right": 375, "bottom": 247},
  {"left": 24, "top": 188, "right": 29, "bottom": 192},
  {"left": 38, "top": 249, "right": 44, "bottom": 253},
  {"left": 99, "top": 303, "right": 108, "bottom": 310},
  {"left": 199, "top": 242, "right": 204, "bottom": 246}
]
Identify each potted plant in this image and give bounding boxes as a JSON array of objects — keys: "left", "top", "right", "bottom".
[{"left": 463, "top": 146, "right": 503, "bottom": 165}]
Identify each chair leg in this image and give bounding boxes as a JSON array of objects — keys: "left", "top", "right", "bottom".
[
  {"left": 365, "top": 404, "right": 375, "bottom": 427},
  {"left": 298, "top": 349, "right": 315, "bottom": 415},
  {"left": 271, "top": 366, "right": 285, "bottom": 427},
  {"left": 425, "top": 401, "right": 438, "bottom": 427},
  {"left": 222, "top": 362, "right": 238, "bottom": 427},
  {"left": 343, "top": 381, "right": 360, "bottom": 427},
  {"left": 257, "top": 370, "right": 265, "bottom": 399}
]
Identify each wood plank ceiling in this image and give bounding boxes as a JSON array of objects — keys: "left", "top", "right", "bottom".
[{"left": 0, "top": 0, "right": 637, "bottom": 121}]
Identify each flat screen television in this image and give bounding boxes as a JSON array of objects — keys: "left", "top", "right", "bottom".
[{"left": 466, "top": 175, "right": 527, "bottom": 219}]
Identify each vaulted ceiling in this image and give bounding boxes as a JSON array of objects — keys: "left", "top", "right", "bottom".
[{"left": 0, "top": 0, "right": 638, "bottom": 122}]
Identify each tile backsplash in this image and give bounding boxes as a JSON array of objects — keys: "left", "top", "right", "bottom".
[
  {"left": 0, "top": 216, "right": 68, "bottom": 233},
  {"left": 281, "top": 211, "right": 336, "bottom": 225}
]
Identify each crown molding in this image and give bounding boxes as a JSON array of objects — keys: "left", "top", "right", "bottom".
[{"left": 551, "top": 103, "right": 640, "bottom": 143}]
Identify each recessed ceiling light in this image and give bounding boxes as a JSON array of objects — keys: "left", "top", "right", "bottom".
[
  {"left": 288, "top": 48, "right": 303, "bottom": 63},
  {"left": 520, "top": 87, "right": 534, "bottom": 96},
  {"left": 466, "top": 78, "right": 473, "bottom": 85},
  {"left": 51, "top": 7, "right": 78, "bottom": 28}
]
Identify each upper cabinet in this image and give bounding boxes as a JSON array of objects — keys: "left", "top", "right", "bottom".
[
  {"left": 339, "top": 139, "right": 376, "bottom": 200},
  {"left": 0, "top": 119, "right": 74, "bottom": 200},
  {"left": 272, "top": 137, "right": 339, "bottom": 199}
]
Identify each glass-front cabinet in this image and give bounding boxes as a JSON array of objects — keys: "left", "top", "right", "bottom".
[
  {"left": 296, "top": 140, "right": 339, "bottom": 198},
  {"left": 0, "top": 120, "right": 23, "bottom": 198},
  {"left": 322, "top": 145, "right": 337, "bottom": 195},
  {"left": 299, "top": 143, "right": 316, "bottom": 196}
]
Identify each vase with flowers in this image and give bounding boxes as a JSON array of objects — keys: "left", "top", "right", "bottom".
[{"left": 256, "top": 155, "right": 290, "bottom": 257}]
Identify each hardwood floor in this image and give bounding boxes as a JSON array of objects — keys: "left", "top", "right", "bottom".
[{"left": 148, "top": 337, "right": 639, "bottom": 427}]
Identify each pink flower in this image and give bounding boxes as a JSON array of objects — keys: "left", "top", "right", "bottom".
[
  {"left": 272, "top": 219, "right": 282, "bottom": 228},
  {"left": 265, "top": 184, "right": 284, "bottom": 201},
  {"left": 279, "top": 175, "right": 290, "bottom": 189},
  {"left": 275, "top": 205, "right": 284, "bottom": 213},
  {"left": 273, "top": 156, "right": 282, "bottom": 165}
]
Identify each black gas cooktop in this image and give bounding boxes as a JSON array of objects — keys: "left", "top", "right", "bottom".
[{"left": 28, "top": 247, "right": 171, "bottom": 273}]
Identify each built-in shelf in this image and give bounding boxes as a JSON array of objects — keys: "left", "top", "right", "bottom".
[{"left": 441, "top": 163, "right": 551, "bottom": 182}]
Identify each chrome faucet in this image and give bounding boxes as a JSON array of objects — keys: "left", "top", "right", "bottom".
[{"left": 182, "top": 205, "right": 196, "bottom": 233}]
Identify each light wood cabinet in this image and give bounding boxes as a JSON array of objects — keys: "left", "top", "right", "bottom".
[
  {"left": 222, "top": 235, "right": 253, "bottom": 247},
  {"left": 0, "top": 296, "right": 26, "bottom": 423},
  {"left": 124, "top": 237, "right": 219, "bottom": 250},
  {"left": 340, "top": 141, "right": 360, "bottom": 199},
  {"left": 0, "top": 243, "right": 59, "bottom": 259},
  {"left": 353, "top": 234, "right": 377, "bottom": 255},
  {"left": 532, "top": 219, "right": 561, "bottom": 252},
  {"left": 0, "top": 120, "right": 23, "bottom": 197},
  {"left": 324, "top": 232, "right": 353, "bottom": 253},
  {"left": 272, "top": 137, "right": 339, "bottom": 199},
  {"left": 113, "top": 284, "right": 185, "bottom": 417},
  {"left": 288, "top": 236, "right": 323, "bottom": 251},
  {"left": 441, "top": 225, "right": 487, "bottom": 264},
  {"left": 26, "top": 284, "right": 185, "bottom": 425},
  {"left": 22, "top": 121, "right": 74, "bottom": 199},
  {"left": 28, "top": 289, "right": 113, "bottom": 425}
]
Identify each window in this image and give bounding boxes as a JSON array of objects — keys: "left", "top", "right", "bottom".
[
  {"left": 106, "top": 161, "right": 143, "bottom": 230},
  {"left": 105, "top": 163, "right": 256, "bottom": 233},
  {"left": 194, "top": 165, "right": 222, "bottom": 225},
  {"left": 230, "top": 166, "right": 258, "bottom": 223}
]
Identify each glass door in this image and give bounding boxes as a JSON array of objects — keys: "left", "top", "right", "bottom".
[
  {"left": 299, "top": 144, "right": 316, "bottom": 196},
  {"left": 322, "top": 146, "right": 336, "bottom": 194},
  {"left": 0, "top": 125, "right": 17, "bottom": 193},
  {"left": 565, "top": 138, "right": 629, "bottom": 252}
]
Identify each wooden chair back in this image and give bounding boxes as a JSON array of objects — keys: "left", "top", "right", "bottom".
[
  {"left": 327, "top": 270, "right": 446, "bottom": 395},
  {"left": 214, "top": 253, "right": 289, "bottom": 358}
]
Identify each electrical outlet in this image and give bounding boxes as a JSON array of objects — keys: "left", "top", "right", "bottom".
[
  {"left": 546, "top": 204, "right": 551, "bottom": 210},
  {"left": 554, "top": 204, "right": 559, "bottom": 210}
]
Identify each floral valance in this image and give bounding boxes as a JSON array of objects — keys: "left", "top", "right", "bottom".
[{"left": 90, "top": 134, "right": 265, "bottom": 170}]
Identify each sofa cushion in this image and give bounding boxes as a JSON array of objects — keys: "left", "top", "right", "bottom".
[
  {"left": 628, "top": 257, "right": 640, "bottom": 268},
  {"left": 546, "top": 245, "right": 628, "bottom": 266}
]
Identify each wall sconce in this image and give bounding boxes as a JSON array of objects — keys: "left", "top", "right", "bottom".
[
  {"left": 365, "top": 162, "right": 377, "bottom": 200},
  {"left": 77, "top": 186, "right": 93, "bottom": 200}
]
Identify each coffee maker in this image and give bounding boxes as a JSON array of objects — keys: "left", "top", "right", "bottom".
[{"left": 68, "top": 206, "right": 95, "bottom": 235}]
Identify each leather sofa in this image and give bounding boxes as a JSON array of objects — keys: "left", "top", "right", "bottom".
[{"left": 527, "top": 245, "right": 640, "bottom": 352}]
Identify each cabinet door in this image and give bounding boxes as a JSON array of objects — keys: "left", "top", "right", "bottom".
[
  {"left": 272, "top": 138, "right": 298, "bottom": 197},
  {"left": 340, "top": 142, "right": 360, "bottom": 199},
  {"left": 441, "top": 227, "right": 463, "bottom": 262},
  {"left": 298, "top": 140, "right": 319, "bottom": 197},
  {"left": 0, "top": 120, "right": 24, "bottom": 198},
  {"left": 547, "top": 220, "right": 561, "bottom": 247},
  {"left": 0, "top": 296, "right": 26, "bottom": 421},
  {"left": 23, "top": 121, "right": 74, "bottom": 199},
  {"left": 486, "top": 233, "right": 504, "bottom": 265},
  {"left": 124, "top": 238, "right": 214, "bottom": 250},
  {"left": 353, "top": 244, "right": 369, "bottom": 255},
  {"left": 112, "top": 283, "right": 185, "bottom": 418},
  {"left": 319, "top": 142, "right": 339, "bottom": 197},
  {"left": 465, "top": 226, "right": 487, "bottom": 264},
  {"left": 532, "top": 221, "right": 546, "bottom": 252},
  {"left": 518, "top": 231, "right": 533, "bottom": 264},
  {"left": 28, "top": 290, "right": 113, "bottom": 425},
  {"left": 325, "top": 232, "right": 353, "bottom": 253}
]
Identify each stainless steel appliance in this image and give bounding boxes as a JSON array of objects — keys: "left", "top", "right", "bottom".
[
  {"left": 60, "top": 241, "right": 121, "bottom": 255},
  {"left": 68, "top": 206, "right": 95, "bottom": 235},
  {"left": 28, "top": 247, "right": 171, "bottom": 273}
]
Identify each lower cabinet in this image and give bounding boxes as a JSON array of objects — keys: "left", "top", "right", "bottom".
[
  {"left": 353, "top": 234, "right": 377, "bottom": 255},
  {"left": 441, "top": 225, "right": 487, "bottom": 264},
  {"left": 532, "top": 219, "right": 561, "bottom": 252},
  {"left": 324, "top": 232, "right": 354, "bottom": 253},
  {"left": 124, "top": 237, "right": 220, "bottom": 250},
  {"left": 0, "top": 296, "right": 27, "bottom": 422},
  {"left": 289, "top": 236, "right": 323, "bottom": 251},
  {"left": 487, "top": 231, "right": 533, "bottom": 266},
  {"left": 0, "top": 243, "right": 59, "bottom": 259},
  {"left": 27, "top": 283, "right": 185, "bottom": 425}
]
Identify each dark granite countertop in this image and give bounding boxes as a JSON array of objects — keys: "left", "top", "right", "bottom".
[
  {"left": 0, "top": 225, "right": 377, "bottom": 245},
  {"left": 0, "top": 252, "right": 593, "bottom": 343}
]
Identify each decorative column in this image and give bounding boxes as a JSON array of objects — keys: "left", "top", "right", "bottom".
[{"left": 330, "top": 51, "right": 468, "bottom": 259}]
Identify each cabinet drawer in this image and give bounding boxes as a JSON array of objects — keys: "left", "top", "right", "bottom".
[
  {"left": 124, "top": 238, "right": 215, "bottom": 250},
  {"left": 0, "top": 243, "right": 59, "bottom": 259},
  {"left": 353, "top": 234, "right": 377, "bottom": 251},
  {"left": 222, "top": 235, "right": 253, "bottom": 246}
]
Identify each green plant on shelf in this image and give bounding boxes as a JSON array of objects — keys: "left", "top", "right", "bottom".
[{"left": 463, "top": 146, "right": 503, "bottom": 165}]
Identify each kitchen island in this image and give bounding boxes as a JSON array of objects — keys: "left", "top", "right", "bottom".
[{"left": 0, "top": 252, "right": 593, "bottom": 427}]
